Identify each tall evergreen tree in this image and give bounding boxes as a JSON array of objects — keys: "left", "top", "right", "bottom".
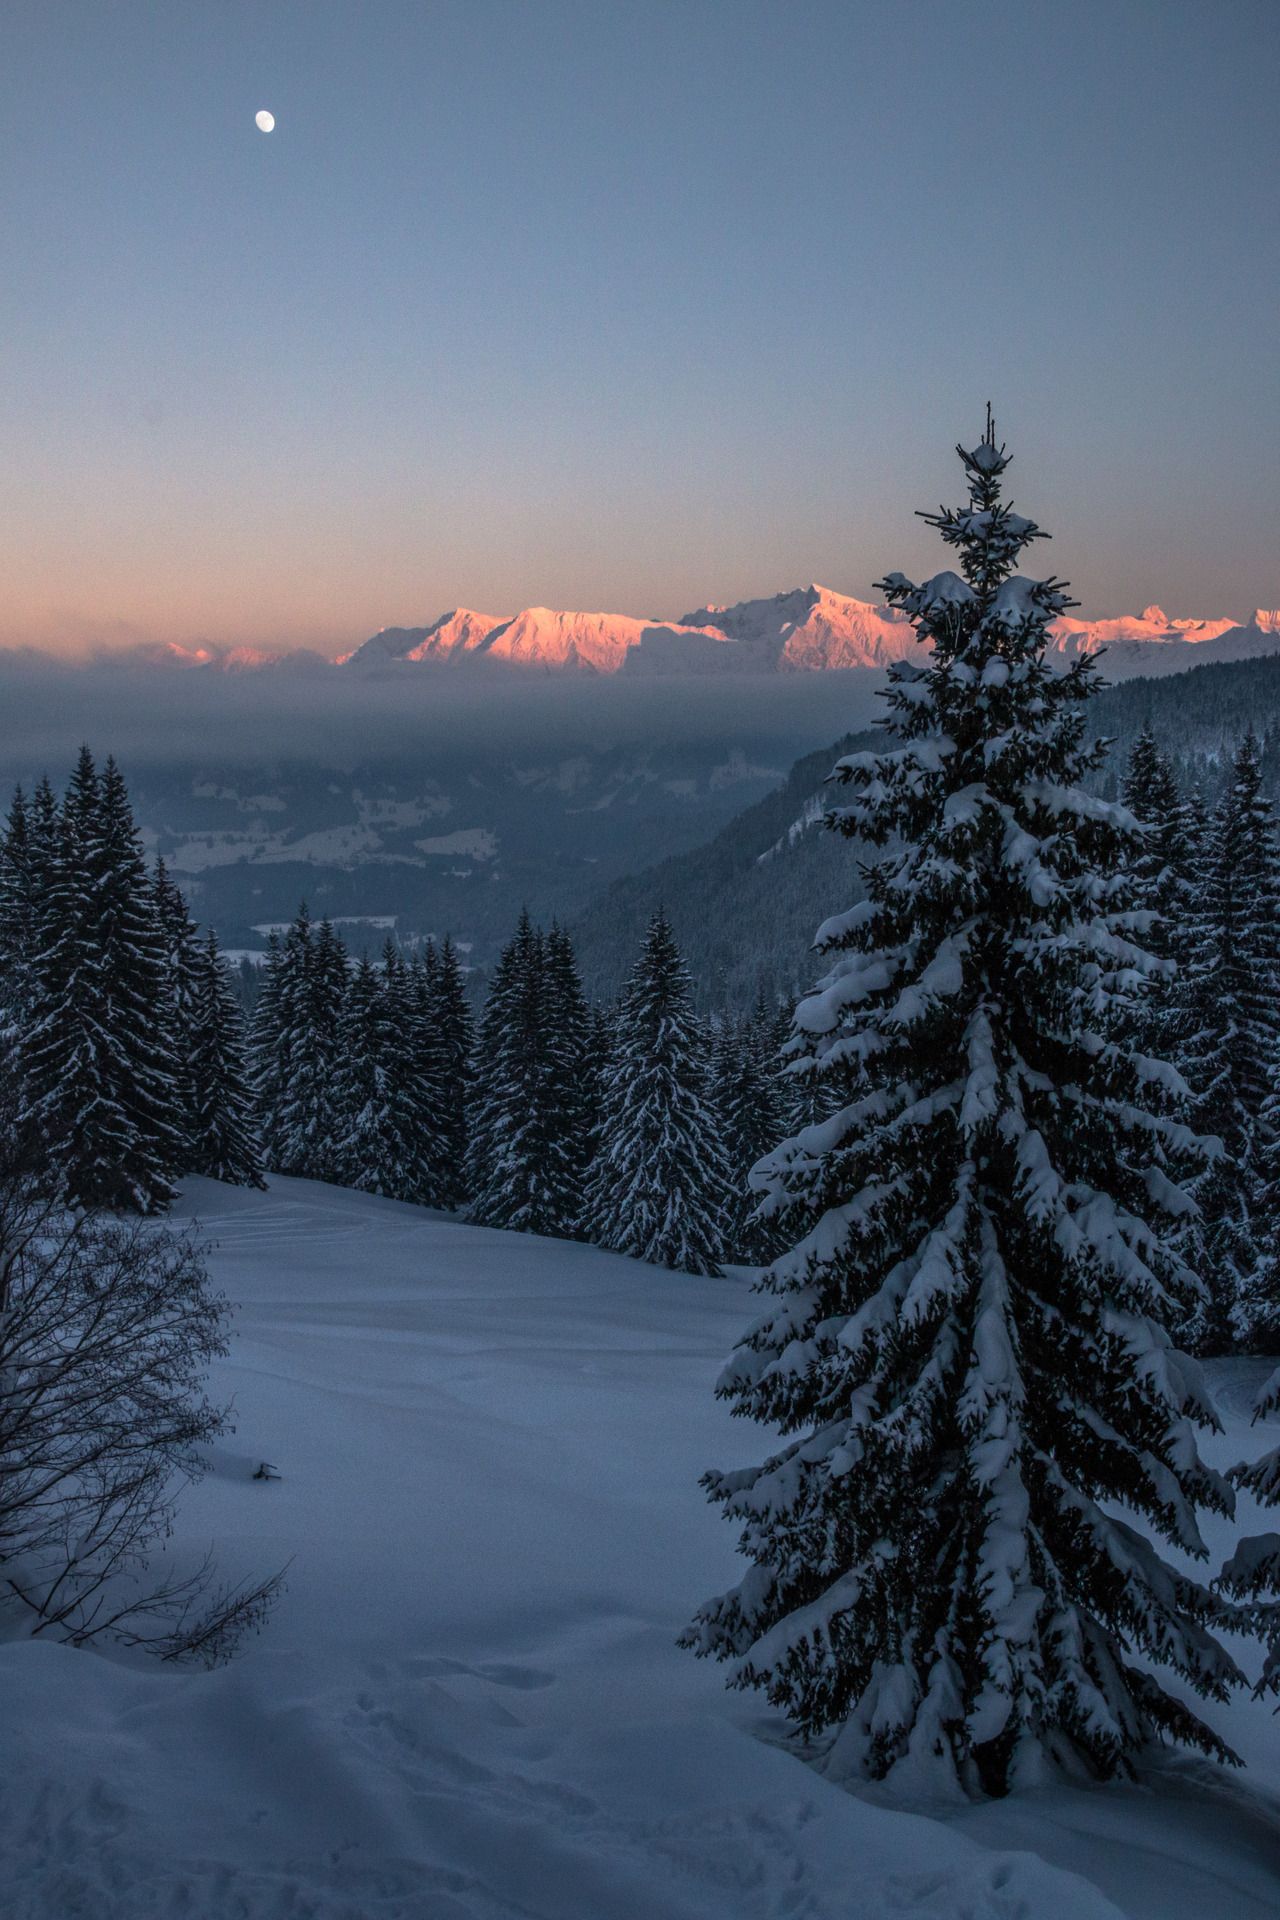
[
  {"left": 683, "top": 418, "right": 1253, "bottom": 1792},
  {"left": 406, "top": 946, "right": 450, "bottom": 1206},
  {"left": 582, "top": 911, "right": 729, "bottom": 1275},
  {"left": 96, "top": 758, "right": 186, "bottom": 1182},
  {"left": 331, "top": 951, "right": 418, "bottom": 1197},
  {"left": 272, "top": 909, "right": 348, "bottom": 1180},
  {"left": 466, "top": 912, "right": 560, "bottom": 1234},
  {"left": 1179, "top": 731, "right": 1280, "bottom": 1351},
  {"left": 188, "top": 932, "right": 266, "bottom": 1187},
  {"left": 433, "top": 935, "right": 474, "bottom": 1210},
  {"left": 715, "top": 1003, "right": 792, "bottom": 1265},
  {"left": 22, "top": 751, "right": 179, "bottom": 1211},
  {"left": 1120, "top": 727, "right": 1197, "bottom": 1052},
  {"left": 0, "top": 787, "right": 39, "bottom": 1032},
  {"left": 542, "top": 923, "right": 593, "bottom": 1235},
  {"left": 152, "top": 856, "right": 203, "bottom": 1165},
  {"left": 249, "top": 930, "right": 289, "bottom": 1166}
]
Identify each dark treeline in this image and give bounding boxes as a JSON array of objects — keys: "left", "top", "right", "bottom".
[
  {"left": 0, "top": 751, "right": 796, "bottom": 1276},
  {"left": 0, "top": 747, "right": 264, "bottom": 1211}
]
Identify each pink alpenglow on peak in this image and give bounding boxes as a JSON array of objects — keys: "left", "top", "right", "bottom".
[
  {"left": 334, "top": 610, "right": 508, "bottom": 667},
  {"left": 1044, "top": 604, "right": 1240, "bottom": 658},
  {"left": 481, "top": 607, "right": 730, "bottom": 674},
  {"left": 675, "top": 585, "right": 917, "bottom": 671},
  {"left": 11, "top": 589, "right": 1280, "bottom": 677}
]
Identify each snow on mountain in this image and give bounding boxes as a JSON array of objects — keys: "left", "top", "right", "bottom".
[
  {"left": 15, "top": 593, "right": 1277, "bottom": 678},
  {"left": 1044, "top": 603, "right": 1240, "bottom": 659},
  {"left": 336, "top": 609, "right": 507, "bottom": 667},
  {"left": 335, "top": 590, "right": 1280, "bottom": 678},
  {"left": 482, "top": 606, "right": 730, "bottom": 673},
  {"left": 676, "top": 584, "right": 918, "bottom": 670}
]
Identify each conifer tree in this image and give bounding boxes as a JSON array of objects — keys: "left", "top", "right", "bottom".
[
  {"left": 582, "top": 911, "right": 729, "bottom": 1274},
  {"left": 433, "top": 935, "right": 474, "bottom": 1209},
  {"left": 22, "top": 751, "right": 179, "bottom": 1211},
  {"left": 466, "top": 912, "right": 560, "bottom": 1233},
  {"left": 1179, "top": 731, "right": 1280, "bottom": 1351},
  {"left": 96, "top": 758, "right": 186, "bottom": 1181},
  {"left": 331, "top": 951, "right": 417, "bottom": 1196},
  {"left": 379, "top": 938, "right": 439, "bottom": 1202},
  {"left": 405, "top": 946, "right": 450, "bottom": 1206},
  {"left": 153, "top": 857, "right": 203, "bottom": 1164},
  {"left": 0, "top": 787, "right": 39, "bottom": 1030},
  {"left": 714, "top": 1004, "right": 792, "bottom": 1264},
  {"left": 542, "top": 923, "right": 593, "bottom": 1235},
  {"left": 249, "top": 931, "right": 289, "bottom": 1166},
  {"left": 188, "top": 932, "right": 266, "bottom": 1186},
  {"left": 1120, "top": 728, "right": 1197, "bottom": 1055},
  {"left": 682, "top": 417, "right": 1252, "bottom": 1793},
  {"left": 272, "top": 908, "right": 348, "bottom": 1180}
]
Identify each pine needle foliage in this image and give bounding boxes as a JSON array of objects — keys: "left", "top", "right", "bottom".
[
  {"left": 1178, "top": 732, "right": 1280, "bottom": 1351},
  {"left": 683, "top": 418, "right": 1253, "bottom": 1796},
  {"left": 582, "top": 910, "right": 730, "bottom": 1275}
]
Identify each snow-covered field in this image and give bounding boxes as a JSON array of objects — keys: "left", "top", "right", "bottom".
[{"left": 3, "top": 1178, "right": 1279, "bottom": 1919}]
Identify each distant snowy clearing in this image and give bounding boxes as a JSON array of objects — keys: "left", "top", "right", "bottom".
[{"left": 3, "top": 1178, "right": 1278, "bottom": 1919}]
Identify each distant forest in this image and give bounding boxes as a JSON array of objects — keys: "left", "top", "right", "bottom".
[{"left": 572, "top": 652, "right": 1280, "bottom": 1012}]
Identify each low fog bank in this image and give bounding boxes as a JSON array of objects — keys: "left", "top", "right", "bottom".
[{"left": 0, "top": 660, "right": 889, "bottom": 786}]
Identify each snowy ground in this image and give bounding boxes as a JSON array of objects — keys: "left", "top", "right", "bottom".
[{"left": 3, "top": 1177, "right": 1279, "bottom": 1919}]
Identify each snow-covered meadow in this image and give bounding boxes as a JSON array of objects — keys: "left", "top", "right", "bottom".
[{"left": 3, "top": 1176, "right": 1278, "bottom": 1919}]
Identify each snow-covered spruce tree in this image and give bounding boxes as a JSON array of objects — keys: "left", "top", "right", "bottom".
[
  {"left": 187, "top": 932, "right": 266, "bottom": 1187},
  {"left": 1179, "top": 731, "right": 1280, "bottom": 1353},
  {"left": 405, "top": 947, "right": 451, "bottom": 1207},
  {"left": 152, "top": 857, "right": 204, "bottom": 1165},
  {"left": 22, "top": 752, "right": 180, "bottom": 1212},
  {"left": 379, "top": 939, "right": 439, "bottom": 1203},
  {"left": 0, "top": 788, "right": 41, "bottom": 1033},
  {"left": 714, "top": 1004, "right": 793, "bottom": 1265},
  {"left": 430, "top": 935, "right": 475, "bottom": 1210},
  {"left": 331, "top": 950, "right": 420, "bottom": 1199},
  {"left": 248, "top": 930, "right": 289, "bottom": 1165},
  {"left": 466, "top": 911, "right": 561, "bottom": 1234},
  {"left": 1119, "top": 729, "right": 1198, "bottom": 1057},
  {"left": 272, "top": 909, "right": 348, "bottom": 1181},
  {"left": 582, "top": 911, "right": 730, "bottom": 1274},
  {"left": 682, "top": 418, "right": 1252, "bottom": 1793},
  {"left": 543, "top": 923, "right": 594, "bottom": 1235}
]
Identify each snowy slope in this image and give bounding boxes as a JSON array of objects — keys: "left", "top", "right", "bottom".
[
  {"left": 337, "top": 609, "right": 508, "bottom": 667},
  {"left": 3, "top": 1178, "right": 1278, "bottom": 1919}
]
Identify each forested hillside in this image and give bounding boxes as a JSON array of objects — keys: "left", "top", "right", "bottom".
[{"left": 574, "top": 652, "right": 1280, "bottom": 1010}]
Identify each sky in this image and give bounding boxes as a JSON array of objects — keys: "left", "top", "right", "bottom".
[{"left": 2, "top": 0, "right": 1277, "bottom": 658}]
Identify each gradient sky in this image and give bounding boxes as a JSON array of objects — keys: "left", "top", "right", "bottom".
[{"left": 2, "top": 0, "right": 1277, "bottom": 657}]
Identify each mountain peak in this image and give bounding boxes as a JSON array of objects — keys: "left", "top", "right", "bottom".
[{"left": 323, "top": 588, "right": 1280, "bottom": 678}]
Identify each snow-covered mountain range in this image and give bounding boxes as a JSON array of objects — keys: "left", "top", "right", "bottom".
[
  {"left": 10, "top": 587, "right": 1279, "bottom": 678},
  {"left": 329, "top": 587, "right": 1280, "bottom": 679}
]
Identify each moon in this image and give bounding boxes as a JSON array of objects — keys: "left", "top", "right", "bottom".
[{"left": 255, "top": 109, "right": 275, "bottom": 133}]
